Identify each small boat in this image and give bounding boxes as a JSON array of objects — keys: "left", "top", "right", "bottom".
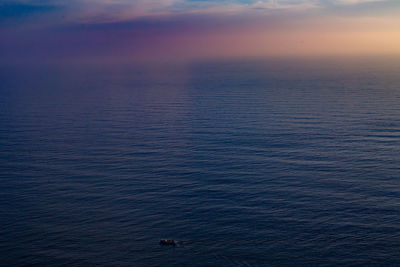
[{"left": 159, "top": 239, "right": 177, "bottom": 246}]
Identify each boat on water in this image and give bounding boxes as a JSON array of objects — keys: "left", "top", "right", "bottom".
[{"left": 159, "top": 239, "right": 177, "bottom": 246}]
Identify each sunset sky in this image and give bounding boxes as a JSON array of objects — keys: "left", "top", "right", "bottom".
[{"left": 1, "top": 0, "right": 400, "bottom": 62}]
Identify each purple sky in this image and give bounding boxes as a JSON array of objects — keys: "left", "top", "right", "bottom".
[{"left": 1, "top": 0, "right": 399, "bottom": 62}]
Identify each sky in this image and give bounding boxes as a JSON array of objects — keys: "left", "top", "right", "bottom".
[{"left": 1, "top": 0, "right": 400, "bottom": 62}]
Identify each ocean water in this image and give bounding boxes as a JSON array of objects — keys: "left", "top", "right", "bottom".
[{"left": 1, "top": 58, "right": 400, "bottom": 266}]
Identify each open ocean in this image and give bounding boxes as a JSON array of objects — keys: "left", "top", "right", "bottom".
[{"left": 1, "top": 58, "right": 400, "bottom": 266}]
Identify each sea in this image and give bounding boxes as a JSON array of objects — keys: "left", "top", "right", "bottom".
[{"left": 1, "top": 57, "right": 400, "bottom": 266}]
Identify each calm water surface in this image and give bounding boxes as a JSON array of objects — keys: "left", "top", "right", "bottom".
[{"left": 1, "top": 58, "right": 400, "bottom": 266}]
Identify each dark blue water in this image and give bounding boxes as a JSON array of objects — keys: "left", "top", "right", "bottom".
[{"left": 1, "top": 58, "right": 400, "bottom": 266}]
